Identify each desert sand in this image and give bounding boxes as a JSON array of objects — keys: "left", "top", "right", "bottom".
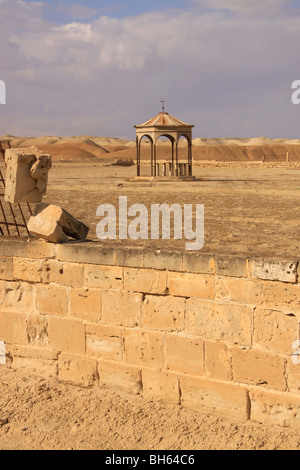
[
  {"left": 40, "top": 161, "right": 300, "bottom": 259},
  {"left": 1, "top": 365, "right": 300, "bottom": 451},
  {"left": 2, "top": 136, "right": 300, "bottom": 450}
]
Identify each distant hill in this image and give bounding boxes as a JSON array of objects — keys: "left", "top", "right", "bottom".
[
  {"left": 1, "top": 135, "right": 300, "bottom": 162},
  {"left": 0, "top": 135, "right": 134, "bottom": 161}
]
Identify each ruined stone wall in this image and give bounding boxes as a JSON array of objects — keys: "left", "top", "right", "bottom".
[{"left": 1, "top": 239, "right": 300, "bottom": 427}]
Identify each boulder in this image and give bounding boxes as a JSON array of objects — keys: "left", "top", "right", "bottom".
[{"left": 27, "top": 203, "right": 89, "bottom": 244}]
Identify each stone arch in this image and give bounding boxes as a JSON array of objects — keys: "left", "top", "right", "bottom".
[
  {"left": 136, "top": 134, "right": 154, "bottom": 177},
  {"left": 177, "top": 132, "right": 192, "bottom": 144},
  {"left": 154, "top": 134, "right": 176, "bottom": 176},
  {"left": 177, "top": 133, "right": 193, "bottom": 176},
  {"left": 155, "top": 133, "right": 175, "bottom": 144}
]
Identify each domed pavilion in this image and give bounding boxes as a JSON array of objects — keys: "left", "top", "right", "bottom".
[{"left": 134, "top": 100, "right": 194, "bottom": 178}]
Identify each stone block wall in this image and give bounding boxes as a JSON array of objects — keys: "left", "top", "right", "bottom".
[{"left": 1, "top": 239, "right": 300, "bottom": 426}]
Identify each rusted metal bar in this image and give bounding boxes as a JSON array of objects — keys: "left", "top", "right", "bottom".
[{"left": 0, "top": 221, "right": 27, "bottom": 229}]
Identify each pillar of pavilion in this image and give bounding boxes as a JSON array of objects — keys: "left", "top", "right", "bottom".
[{"left": 134, "top": 101, "right": 194, "bottom": 178}]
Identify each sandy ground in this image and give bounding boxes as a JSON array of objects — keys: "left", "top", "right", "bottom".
[
  {"left": 1, "top": 365, "right": 300, "bottom": 451},
  {"left": 41, "top": 161, "right": 300, "bottom": 258},
  {"left": 2, "top": 156, "right": 300, "bottom": 450}
]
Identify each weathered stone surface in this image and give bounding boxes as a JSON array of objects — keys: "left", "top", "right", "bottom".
[
  {"left": 253, "top": 308, "right": 298, "bottom": 355},
  {"left": 48, "top": 317, "right": 85, "bottom": 354},
  {"left": 101, "top": 290, "right": 142, "bottom": 327},
  {"left": 86, "top": 324, "right": 123, "bottom": 361},
  {"left": 0, "top": 257, "right": 13, "bottom": 281},
  {"left": 180, "top": 376, "right": 250, "bottom": 422},
  {"left": 186, "top": 298, "right": 253, "bottom": 347},
  {"left": 215, "top": 255, "right": 248, "bottom": 278},
  {"left": 123, "top": 329, "right": 164, "bottom": 368},
  {"left": 182, "top": 252, "right": 215, "bottom": 274},
  {"left": 4, "top": 243, "right": 300, "bottom": 428},
  {"left": 215, "top": 277, "right": 263, "bottom": 305},
  {"left": 0, "top": 281, "right": 34, "bottom": 312},
  {"left": 142, "top": 295, "right": 185, "bottom": 332},
  {"left": 27, "top": 203, "right": 89, "bottom": 243},
  {"left": 248, "top": 258, "right": 298, "bottom": 283},
  {"left": 98, "top": 360, "right": 142, "bottom": 395},
  {"left": 13, "top": 258, "right": 43, "bottom": 283},
  {"left": 8, "top": 346, "right": 58, "bottom": 377},
  {"left": 41, "top": 259, "right": 84, "bottom": 287},
  {"left": 142, "top": 369, "right": 180, "bottom": 404},
  {"left": 124, "top": 267, "right": 167, "bottom": 294},
  {"left": 27, "top": 313, "right": 48, "bottom": 346},
  {"left": 205, "top": 341, "right": 232, "bottom": 381},
  {"left": 5, "top": 147, "right": 52, "bottom": 203},
  {"left": 143, "top": 249, "right": 183, "bottom": 271},
  {"left": 36, "top": 283, "right": 68, "bottom": 317},
  {"left": 168, "top": 272, "right": 214, "bottom": 299},
  {"left": 84, "top": 265, "right": 123, "bottom": 290},
  {"left": 250, "top": 388, "right": 300, "bottom": 427},
  {"left": 0, "top": 310, "right": 29, "bottom": 345},
  {"left": 263, "top": 281, "right": 300, "bottom": 309},
  {"left": 69, "top": 288, "right": 101, "bottom": 322},
  {"left": 59, "top": 354, "right": 98, "bottom": 388},
  {"left": 56, "top": 243, "right": 115, "bottom": 265},
  {"left": 165, "top": 334, "right": 204, "bottom": 376},
  {"left": 232, "top": 348, "right": 287, "bottom": 391}
]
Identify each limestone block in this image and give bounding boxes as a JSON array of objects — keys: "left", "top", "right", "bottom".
[
  {"left": 8, "top": 346, "right": 58, "bottom": 378},
  {"left": 86, "top": 324, "right": 123, "bottom": 361},
  {"left": 186, "top": 299, "right": 252, "bottom": 347},
  {"left": 97, "top": 360, "right": 142, "bottom": 395},
  {"left": 0, "top": 310, "right": 29, "bottom": 345},
  {"left": 69, "top": 288, "right": 101, "bottom": 322},
  {"left": 168, "top": 272, "right": 214, "bottom": 299},
  {"left": 142, "top": 369, "right": 180, "bottom": 404},
  {"left": 250, "top": 389, "right": 300, "bottom": 427},
  {"left": 165, "top": 334, "right": 204, "bottom": 376},
  {"left": 5, "top": 147, "right": 52, "bottom": 203},
  {"left": 142, "top": 295, "right": 186, "bottom": 332},
  {"left": 215, "top": 277, "right": 263, "bottom": 305},
  {"left": 123, "top": 329, "right": 164, "bottom": 368},
  {"left": 215, "top": 255, "right": 248, "bottom": 278},
  {"left": 180, "top": 376, "right": 250, "bottom": 422},
  {"left": 27, "top": 203, "right": 89, "bottom": 243},
  {"left": 0, "top": 281, "right": 34, "bottom": 312},
  {"left": 248, "top": 258, "right": 297, "bottom": 283},
  {"left": 41, "top": 259, "right": 84, "bottom": 287},
  {"left": 124, "top": 267, "right": 167, "bottom": 294},
  {"left": 36, "top": 283, "right": 68, "bottom": 316},
  {"left": 84, "top": 265, "right": 123, "bottom": 290},
  {"left": 101, "top": 290, "right": 142, "bottom": 327},
  {"left": 48, "top": 317, "right": 85, "bottom": 354},
  {"left": 204, "top": 341, "right": 232, "bottom": 381},
  {"left": 58, "top": 354, "right": 98, "bottom": 388},
  {"left": 232, "top": 348, "right": 286, "bottom": 391}
]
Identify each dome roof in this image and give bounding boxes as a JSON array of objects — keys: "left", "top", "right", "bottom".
[{"left": 135, "top": 112, "right": 194, "bottom": 128}]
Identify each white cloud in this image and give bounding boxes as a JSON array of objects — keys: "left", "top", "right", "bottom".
[{"left": 0, "top": 0, "right": 300, "bottom": 138}]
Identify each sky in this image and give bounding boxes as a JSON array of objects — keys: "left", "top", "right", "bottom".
[{"left": 0, "top": 0, "right": 300, "bottom": 139}]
